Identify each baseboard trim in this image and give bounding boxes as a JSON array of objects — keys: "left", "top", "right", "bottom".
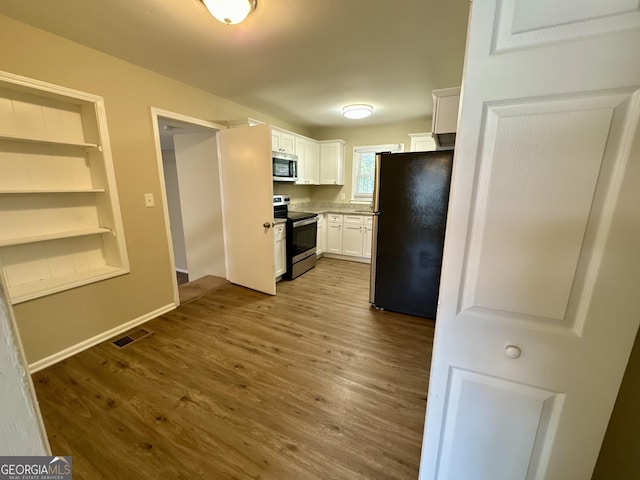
[
  {"left": 28, "top": 303, "right": 176, "bottom": 373},
  {"left": 321, "top": 253, "right": 371, "bottom": 264}
]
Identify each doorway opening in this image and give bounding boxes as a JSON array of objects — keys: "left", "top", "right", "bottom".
[{"left": 151, "top": 109, "right": 227, "bottom": 305}]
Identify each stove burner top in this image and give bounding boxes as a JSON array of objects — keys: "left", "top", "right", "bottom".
[{"left": 287, "top": 211, "right": 317, "bottom": 221}]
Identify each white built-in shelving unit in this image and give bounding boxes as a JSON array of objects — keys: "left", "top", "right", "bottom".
[{"left": 0, "top": 70, "right": 129, "bottom": 304}]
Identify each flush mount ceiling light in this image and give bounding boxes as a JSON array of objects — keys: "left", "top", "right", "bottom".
[
  {"left": 343, "top": 104, "right": 373, "bottom": 120},
  {"left": 202, "top": 0, "right": 257, "bottom": 25}
]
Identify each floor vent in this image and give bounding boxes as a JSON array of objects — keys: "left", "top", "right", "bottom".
[{"left": 112, "top": 328, "right": 152, "bottom": 349}]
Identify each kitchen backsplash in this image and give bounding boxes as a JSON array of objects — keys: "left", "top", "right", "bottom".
[
  {"left": 289, "top": 202, "right": 373, "bottom": 214},
  {"left": 272, "top": 183, "right": 314, "bottom": 203}
]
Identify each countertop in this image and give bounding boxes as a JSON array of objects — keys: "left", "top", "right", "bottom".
[
  {"left": 273, "top": 218, "right": 287, "bottom": 225},
  {"left": 288, "top": 202, "right": 374, "bottom": 216}
]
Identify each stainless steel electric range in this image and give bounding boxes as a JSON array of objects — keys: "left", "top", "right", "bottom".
[{"left": 273, "top": 195, "right": 318, "bottom": 279}]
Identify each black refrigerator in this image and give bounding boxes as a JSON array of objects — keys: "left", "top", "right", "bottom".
[{"left": 369, "top": 150, "right": 454, "bottom": 319}]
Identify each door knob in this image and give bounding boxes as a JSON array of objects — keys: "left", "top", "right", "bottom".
[
  {"left": 504, "top": 345, "right": 521, "bottom": 359},
  {"left": 263, "top": 222, "right": 272, "bottom": 228}
]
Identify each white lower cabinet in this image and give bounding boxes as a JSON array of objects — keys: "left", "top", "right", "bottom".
[
  {"left": 274, "top": 223, "right": 286, "bottom": 278},
  {"left": 342, "top": 215, "right": 364, "bottom": 256},
  {"left": 323, "top": 213, "right": 372, "bottom": 261},
  {"left": 363, "top": 216, "right": 373, "bottom": 258},
  {"left": 316, "top": 214, "right": 326, "bottom": 255},
  {"left": 326, "top": 214, "right": 343, "bottom": 254}
]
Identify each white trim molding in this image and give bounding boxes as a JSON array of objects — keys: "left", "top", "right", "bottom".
[{"left": 29, "top": 303, "right": 176, "bottom": 373}]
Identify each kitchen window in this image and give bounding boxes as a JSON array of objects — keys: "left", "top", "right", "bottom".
[{"left": 351, "top": 143, "right": 404, "bottom": 202}]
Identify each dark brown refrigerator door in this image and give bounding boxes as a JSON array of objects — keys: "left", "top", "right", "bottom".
[{"left": 370, "top": 150, "right": 453, "bottom": 319}]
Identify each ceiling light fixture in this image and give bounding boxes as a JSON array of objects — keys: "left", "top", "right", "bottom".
[
  {"left": 202, "top": 0, "right": 257, "bottom": 25},
  {"left": 343, "top": 104, "right": 373, "bottom": 120}
]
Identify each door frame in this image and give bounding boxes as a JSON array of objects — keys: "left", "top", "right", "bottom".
[{"left": 149, "top": 107, "right": 226, "bottom": 305}]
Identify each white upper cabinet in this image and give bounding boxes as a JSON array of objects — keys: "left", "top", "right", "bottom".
[
  {"left": 409, "top": 132, "right": 437, "bottom": 152},
  {"left": 319, "top": 140, "right": 346, "bottom": 185},
  {"left": 432, "top": 87, "right": 461, "bottom": 149},
  {"left": 0, "top": 70, "right": 129, "bottom": 304},
  {"left": 294, "top": 136, "right": 320, "bottom": 185},
  {"left": 271, "top": 127, "right": 295, "bottom": 154},
  {"left": 432, "top": 87, "right": 461, "bottom": 134},
  {"left": 270, "top": 128, "right": 342, "bottom": 186}
]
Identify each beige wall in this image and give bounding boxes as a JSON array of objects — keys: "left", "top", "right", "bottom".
[
  {"left": 310, "top": 120, "right": 430, "bottom": 204},
  {"left": 272, "top": 183, "right": 314, "bottom": 204},
  {"left": 0, "top": 14, "right": 305, "bottom": 364}
]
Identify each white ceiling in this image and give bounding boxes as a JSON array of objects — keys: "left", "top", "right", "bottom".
[{"left": 0, "top": 0, "right": 470, "bottom": 130}]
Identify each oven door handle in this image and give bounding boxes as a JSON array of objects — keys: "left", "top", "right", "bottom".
[{"left": 292, "top": 217, "right": 319, "bottom": 228}]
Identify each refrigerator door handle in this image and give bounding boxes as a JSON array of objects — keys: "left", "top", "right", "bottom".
[{"left": 372, "top": 154, "right": 382, "bottom": 214}]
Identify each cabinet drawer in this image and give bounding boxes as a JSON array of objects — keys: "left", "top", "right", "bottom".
[
  {"left": 274, "top": 224, "right": 285, "bottom": 236},
  {"left": 365, "top": 216, "right": 373, "bottom": 226},
  {"left": 344, "top": 215, "right": 364, "bottom": 225},
  {"left": 327, "top": 213, "right": 343, "bottom": 224}
]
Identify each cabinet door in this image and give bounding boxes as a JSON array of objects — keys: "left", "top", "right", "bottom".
[
  {"left": 363, "top": 220, "right": 373, "bottom": 258},
  {"left": 273, "top": 224, "right": 285, "bottom": 277},
  {"left": 342, "top": 224, "right": 363, "bottom": 256},
  {"left": 272, "top": 128, "right": 295, "bottom": 154},
  {"left": 271, "top": 130, "right": 281, "bottom": 152},
  {"left": 294, "top": 137, "right": 306, "bottom": 184},
  {"left": 410, "top": 133, "right": 437, "bottom": 152},
  {"left": 280, "top": 132, "right": 295, "bottom": 154},
  {"left": 316, "top": 214, "right": 326, "bottom": 255},
  {"left": 326, "top": 223, "right": 343, "bottom": 254},
  {"left": 304, "top": 139, "right": 320, "bottom": 185},
  {"left": 432, "top": 88, "right": 461, "bottom": 134},
  {"left": 320, "top": 142, "right": 345, "bottom": 185}
]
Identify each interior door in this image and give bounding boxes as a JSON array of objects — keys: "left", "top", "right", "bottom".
[
  {"left": 219, "top": 125, "right": 275, "bottom": 295},
  {"left": 421, "top": 1, "right": 640, "bottom": 479}
]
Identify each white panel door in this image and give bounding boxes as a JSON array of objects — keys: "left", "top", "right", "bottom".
[
  {"left": 219, "top": 125, "right": 275, "bottom": 295},
  {"left": 421, "top": 1, "right": 640, "bottom": 479}
]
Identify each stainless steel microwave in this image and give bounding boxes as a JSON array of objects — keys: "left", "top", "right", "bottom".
[{"left": 272, "top": 152, "right": 298, "bottom": 182}]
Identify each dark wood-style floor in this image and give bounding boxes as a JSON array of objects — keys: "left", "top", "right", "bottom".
[{"left": 33, "top": 258, "right": 435, "bottom": 480}]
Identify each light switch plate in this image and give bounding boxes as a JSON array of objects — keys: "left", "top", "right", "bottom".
[{"left": 144, "top": 193, "right": 155, "bottom": 207}]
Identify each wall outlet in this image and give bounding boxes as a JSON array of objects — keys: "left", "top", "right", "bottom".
[
  {"left": 340, "top": 193, "right": 346, "bottom": 200},
  {"left": 144, "top": 193, "right": 155, "bottom": 207}
]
